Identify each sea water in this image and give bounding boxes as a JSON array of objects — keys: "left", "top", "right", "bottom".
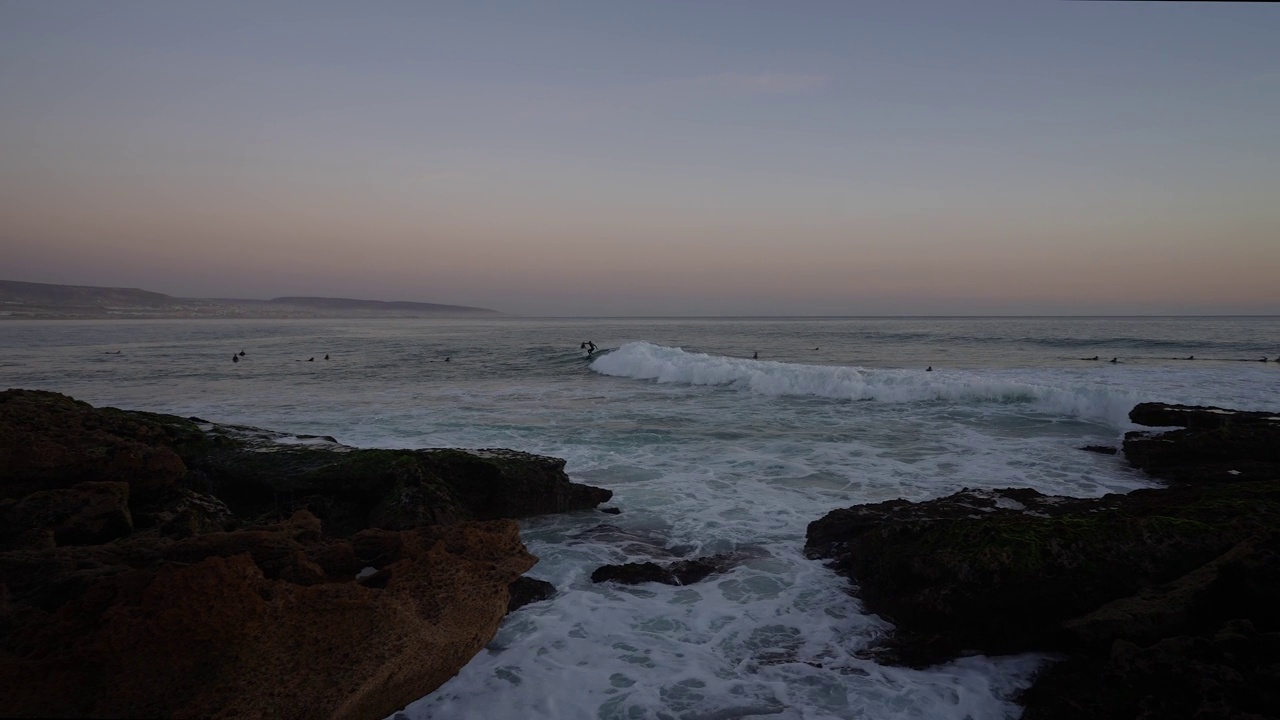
[{"left": 3, "top": 316, "right": 1278, "bottom": 720}]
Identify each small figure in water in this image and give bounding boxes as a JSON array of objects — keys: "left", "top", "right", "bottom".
[
  {"left": 1110, "top": 357, "right": 1118, "bottom": 363},
  {"left": 324, "top": 354, "right": 329, "bottom": 360},
  {"left": 812, "top": 347, "right": 819, "bottom": 351},
  {"left": 752, "top": 351, "right": 758, "bottom": 359},
  {"left": 239, "top": 350, "right": 246, "bottom": 357},
  {"left": 1187, "top": 355, "right": 1194, "bottom": 360},
  {"left": 445, "top": 356, "right": 450, "bottom": 362},
  {"left": 926, "top": 366, "right": 932, "bottom": 372},
  {"left": 307, "top": 357, "right": 314, "bottom": 362},
  {"left": 232, "top": 354, "right": 239, "bottom": 363}
]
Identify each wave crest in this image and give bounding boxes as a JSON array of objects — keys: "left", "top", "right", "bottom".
[{"left": 590, "top": 342, "right": 1135, "bottom": 426}]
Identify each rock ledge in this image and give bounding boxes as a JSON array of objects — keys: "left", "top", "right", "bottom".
[
  {"left": 806, "top": 403, "right": 1280, "bottom": 719},
  {"left": 0, "top": 389, "right": 610, "bottom": 718}
]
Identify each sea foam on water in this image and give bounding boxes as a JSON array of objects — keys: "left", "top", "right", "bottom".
[{"left": 6, "top": 317, "right": 1279, "bottom": 719}]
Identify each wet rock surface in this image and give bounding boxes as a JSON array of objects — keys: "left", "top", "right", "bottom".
[
  {"left": 591, "top": 555, "right": 736, "bottom": 586},
  {"left": 0, "top": 389, "right": 610, "bottom": 718},
  {"left": 807, "top": 402, "right": 1280, "bottom": 718},
  {"left": 591, "top": 547, "right": 768, "bottom": 586},
  {"left": 1123, "top": 402, "right": 1280, "bottom": 484},
  {"left": 508, "top": 576, "right": 557, "bottom": 612},
  {"left": 1128, "top": 402, "right": 1280, "bottom": 430}
]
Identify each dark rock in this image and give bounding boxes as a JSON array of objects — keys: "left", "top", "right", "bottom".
[
  {"left": 805, "top": 483, "right": 1280, "bottom": 667},
  {"left": 1060, "top": 533, "right": 1264, "bottom": 651},
  {"left": 4, "top": 481, "right": 132, "bottom": 546},
  {"left": 808, "top": 402, "right": 1280, "bottom": 719},
  {"left": 1195, "top": 530, "right": 1280, "bottom": 633},
  {"left": 1080, "top": 445, "right": 1118, "bottom": 455},
  {"left": 600, "top": 506, "right": 622, "bottom": 514},
  {"left": 1123, "top": 403, "right": 1280, "bottom": 483},
  {"left": 0, "top": 389, "right": 612, "bottom": 719},
  {"left": 508, "top": 576, "right": 556, "bottom": 612},
  {"left": 7, "top": 527, "right": 55, "bottom": 551},
  {"left": 1022, "top": 618, "right": 1280, "bottom": 720},
  {"left": 0, "top": 389, "right": 198, "bottom": 502},
  {"left": 1130, "top": 402, "right": 1280, "bottom": 429},
  {"left": 0, "top": 390, "right": 611, "bottom": 539},
  {"left": 417, "top": 448, "right": 613, "bottom": 522},
  {"left": 190, "top": 443, "right": 612, "bottom": 537},
  {"left": 0, "top": 514, "right": 535, "bottom": 720},
  {"left": 591, "top": 552, "right": 752, "bottom": 586},
  {"left": 132, "top": 487, "right": 236, "bottom": 538},
  {"left": 1122, "top": 424, "right": 1280, "bottom": 484},
  {"left": 592, "top": 561, "right": 678, "bottom": 585}
]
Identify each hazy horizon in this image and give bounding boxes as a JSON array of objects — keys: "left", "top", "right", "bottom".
[{"left": 3, "top": 1, "right": 1278, "bottom": 316}]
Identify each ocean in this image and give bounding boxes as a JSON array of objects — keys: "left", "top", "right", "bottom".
[{"left": 3, "top": 316, "right": 1278, "bottom": 720}]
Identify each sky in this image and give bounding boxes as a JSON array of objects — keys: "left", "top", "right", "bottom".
[{"left": 1, "top": 1, "right": 1277, "bottom": 316}]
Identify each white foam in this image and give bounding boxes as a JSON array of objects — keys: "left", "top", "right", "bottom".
[
  {"left": 993, "top": 496, "right": 1027, "bottom": 511},
  {"left": 592, "top": 342, "right": 1138, "bottom": 428},
  {"left": 402, "top": 533, "right": 1046, "bottom": 720},
  {"left": 14, "top": 320, "right": 1277, "bottom": 720},
  {"left": 396, "top": 444, "right": 1068, "bottom": 720}
]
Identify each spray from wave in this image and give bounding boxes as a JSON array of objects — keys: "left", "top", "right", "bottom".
[{"left": 590, "top": 342, "right": 1137, "bottom": 427}]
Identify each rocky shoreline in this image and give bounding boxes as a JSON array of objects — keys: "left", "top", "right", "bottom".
[
  {"left": 4, "top": 390, "right": 1277, "bottom": 718},
  {"left": 806, "top": 402, "right": 1280, "bottom": 719},
  {"left": 0, "top": 389, "right": 610, "bottom": 718}
]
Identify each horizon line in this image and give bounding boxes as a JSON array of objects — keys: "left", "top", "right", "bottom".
[{"left": 6, "top": 314, "right": 1278, "bottom": 321}]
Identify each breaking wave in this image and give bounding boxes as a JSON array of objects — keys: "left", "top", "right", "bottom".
[{"left": 590, "top": 341, "right": 1137, "bottom": 427}]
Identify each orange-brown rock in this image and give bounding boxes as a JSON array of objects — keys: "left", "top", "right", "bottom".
[
  {"left": 0, "top": 512, "right": 534, "bottom": 719},
  {"left": 0, "top": 390, "right": 608, "bottom": 718},
  {"left": 0, "top": 390, "right": 194, "bottom": 501}
]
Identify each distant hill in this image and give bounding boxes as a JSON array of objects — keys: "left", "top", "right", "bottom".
[
  {"left": 0, "top": 279, "right": 173, "bottom": 309},
  {"left": 0, "top": 280, "right": 501, "bottom": 318}
]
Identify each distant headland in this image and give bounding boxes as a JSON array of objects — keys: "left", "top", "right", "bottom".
[{"left": 0, "top": 280, "right": 502, "bottom": 319}]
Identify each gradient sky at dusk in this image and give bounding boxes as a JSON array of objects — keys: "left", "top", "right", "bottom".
[{"left": 2, "top": 1, "right": 1277, "bottom": 315}]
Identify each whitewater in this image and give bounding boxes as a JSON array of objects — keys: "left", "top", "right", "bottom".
[{"left": 3, "top": 316, "right": 1277, "bottom": 719}]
